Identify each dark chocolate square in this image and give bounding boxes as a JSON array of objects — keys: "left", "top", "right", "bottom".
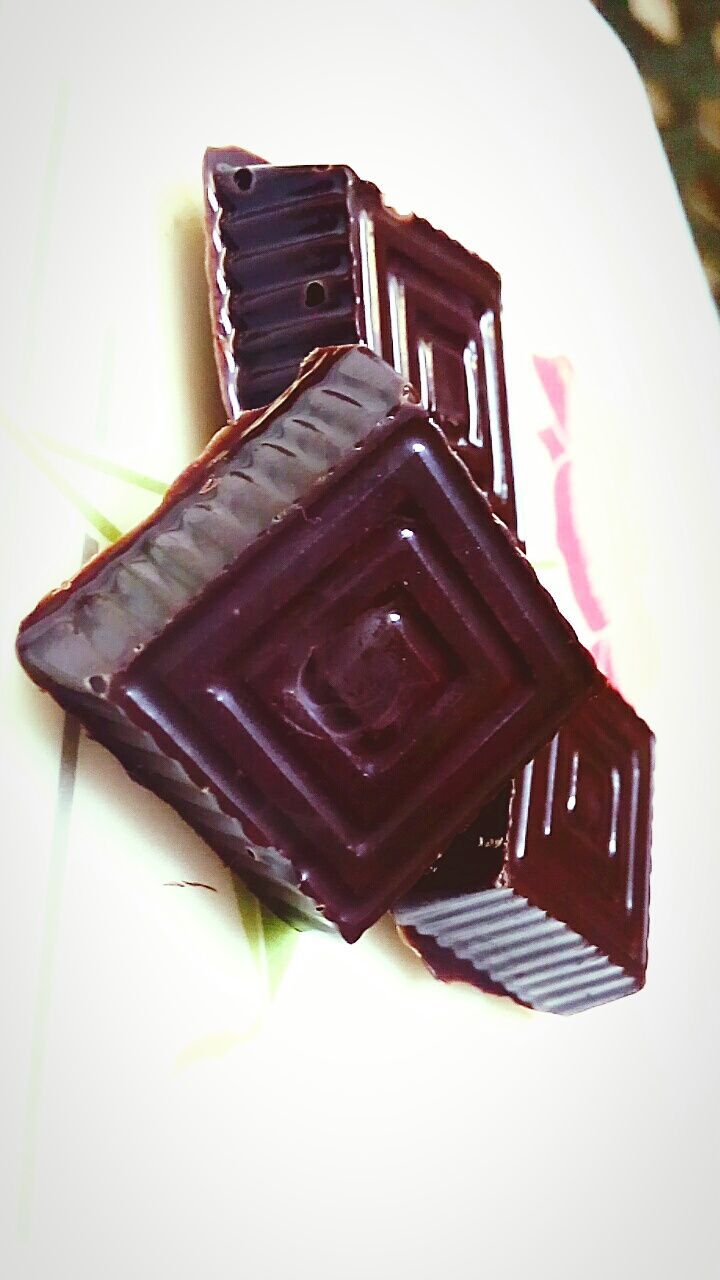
[
  {"left": 18, "top": 347, "right": 597, "bottom": 940},
  {"left": 204, "top": 154, "right": 517, "bottom": 533},
  {"left": 395, "top": 684, "right": 653, "bottom": 1012}
]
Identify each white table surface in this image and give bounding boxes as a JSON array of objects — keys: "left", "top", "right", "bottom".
[{"left": 1, "top": 2, "right": 719, "bottom": 1277}]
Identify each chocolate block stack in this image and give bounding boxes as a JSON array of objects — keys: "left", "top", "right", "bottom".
[{"left": 16, "top": 148, "right": 654, "bottom": 1014}]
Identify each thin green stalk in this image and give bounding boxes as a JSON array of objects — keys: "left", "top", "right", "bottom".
[
  {"left": 1, "top": 412, "right": 122, "bottom": 543},
  {"left": 30, "top": 431, "right": 169, "bottom": 495}
]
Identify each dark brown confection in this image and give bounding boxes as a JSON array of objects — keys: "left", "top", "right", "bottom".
[
  {"left": 17, "top": 347, "right": 600, "bottom": 941},
  {"left": 394, "top": 683, "right": 653, "bottom": 1013},
  {"left": 203, "top": 149, "right": 518, "bottom": 533}
]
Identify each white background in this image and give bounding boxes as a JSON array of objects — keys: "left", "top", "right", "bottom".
[{"left": 1, "top": 2, "right": 719, "bottom": 1277}]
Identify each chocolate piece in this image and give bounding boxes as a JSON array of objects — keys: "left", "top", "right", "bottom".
[
  {"left": 204, "top": 152, "right": 517, "bottom": 532},
  {"left": 394, "top": 684, "right": 653, "bottom": 1013},
  {"left": 17, "top": 347, "right": 598, "bottom": 941}
]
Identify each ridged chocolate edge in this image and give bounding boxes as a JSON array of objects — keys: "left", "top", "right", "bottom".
[{"left": 394, "top": 887, "right": 642, "bottom": 1015}]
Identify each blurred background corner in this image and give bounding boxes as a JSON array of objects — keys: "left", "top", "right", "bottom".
[{"left": 594, "top": 0, "right": 720, "bottom": 307}]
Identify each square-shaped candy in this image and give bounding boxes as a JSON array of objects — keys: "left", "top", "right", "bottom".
[
  {"left": 18, "top": 347, "right": 598, "bottom": 940},
  {"left": 394, "top": 684, "right": 653, "bottom": 1012},
  {"left": 204, "top": 153, "right": 517, "bottom": 533}
]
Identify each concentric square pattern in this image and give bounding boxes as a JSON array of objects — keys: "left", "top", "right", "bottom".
[{"left": 118, "top": 408, "right": 596, "bottom": 936}]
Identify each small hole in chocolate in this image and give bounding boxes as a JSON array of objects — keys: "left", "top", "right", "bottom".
[
  {"left": 305, "top": 280, "right": 326, "bottom": 308},
  {"left": 234, "top": 167, "right": 254, "bottom": 192},
  {"left": 88, "top": 675, "right": 108, "bottom": 694}
]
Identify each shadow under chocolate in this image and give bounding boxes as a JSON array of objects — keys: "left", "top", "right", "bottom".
[
  {"left": 368, "top": 913, "right": 435, "bottom": 986},
  {"left": 170, "top": 205, "right": 228, "bottom": 456}
]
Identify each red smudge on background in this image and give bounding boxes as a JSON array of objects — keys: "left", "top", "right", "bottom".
[{"left": 533, "top": 355, "right": 615, "bottom": 685}]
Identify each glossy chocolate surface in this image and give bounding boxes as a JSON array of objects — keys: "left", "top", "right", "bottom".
[
  {"left": 18, "top": 347, "right": 598, "bottom": 941},
  {"left": 204, "top": 151, "right": 517, "bottom": 533},
  {"left": 394, "top": 683, "right": 653, "bottom": 1012}
]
